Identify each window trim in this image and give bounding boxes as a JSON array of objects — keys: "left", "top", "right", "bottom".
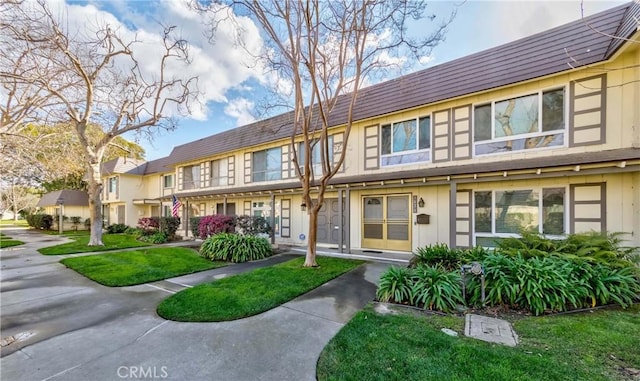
[
  {"left": 210, "top": 158, "right": 229, "bottom": 187},
  {"left": 472, "top": 186, "right": 568, "bottom": 246},
  {"left": 472, "top": 86, "right": 568, "bottom": 158},
  {"left": 162, "top": 174, "right": 174, "bottom": 189},
  {"left": 380, "top": 116, "right": 431, "bottom": 167},
  {"left": 182, "top": 164, "right": 201, "bottom": 190},
  {"left": 108, "top": 176, "right": 118, "bottom": 193}
]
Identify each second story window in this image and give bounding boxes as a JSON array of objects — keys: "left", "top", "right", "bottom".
[
  {"left": 299, "top": 136, "right": 334, "bottom": 175},
  {"left": 380, "top": 116, "right": 431, "bottom": 166},
  {"left": 108, "top": 177, "right": 118, "bottom": 193},
  {"left": 182, "top": 165, "right": 201, "bottom": 190},
  {"left": 163, "top": 174, "right": 174, "bottom": 188},
  {"left": 474, "top": 88, "right": 565, "bottom": 156},
  {"left": 210, "top": 158, "right": 228, "bottom": 186},
  {"left": 252, "top": 147, "right": 281, "bottom": 182}
]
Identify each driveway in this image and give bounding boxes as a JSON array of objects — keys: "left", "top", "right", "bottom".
[{"left": 0, "top": 228, "right": 388, "bottom": 381}]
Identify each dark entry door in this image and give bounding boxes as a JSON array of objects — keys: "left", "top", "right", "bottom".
[{"left": 317, "top": 198, "right": 344, "bottom": 245}]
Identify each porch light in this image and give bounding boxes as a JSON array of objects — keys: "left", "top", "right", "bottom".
[
  {"left": 300, "top": 202, "right": 306, "bottom": 212},
  {"left": 418, "top": 197, "right": 425, "bottom": 208}
]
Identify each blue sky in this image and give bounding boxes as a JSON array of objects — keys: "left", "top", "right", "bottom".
[{"left": 72, "top": 0, "right": 626, "bottom": 161}]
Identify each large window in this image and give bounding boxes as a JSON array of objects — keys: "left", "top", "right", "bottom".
[
  {"left": 299, "top": 136, "right": 333, "bottom": 175},
  {"left": 474, "top": 187, "right": 565, "bottom": 246},
  {"left": 381, "top": 116, "right": 430, "bottom": 166},
  {"left": 163, "top": 174, "right": 174, "bottom": 188},
  {"left": 182, "top": 165, "right": 201, "bottom": 190},
  {"left": 474, "top": 88, "right": 565, "bottom": 155},
  {"left": 210, "top": 158, "right": 228, "bottom": 186},
  {"left": 252, "top": 147, "right": 282, "bottom": 182}
]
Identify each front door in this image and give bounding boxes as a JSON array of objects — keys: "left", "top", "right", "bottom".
[
  {"left": 362, "top": 194, "right": 411, "bottom": 251},
  {"left": 317, "top": 198, "right": 344, "bottom": 245}
]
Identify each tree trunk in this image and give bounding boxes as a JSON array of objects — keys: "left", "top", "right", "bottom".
[
  {"left": 87, "top": 163, "right": 104, "bottom": 246},
  {"left": 304, "top": 207, "right": 319, "bottom": 267}
]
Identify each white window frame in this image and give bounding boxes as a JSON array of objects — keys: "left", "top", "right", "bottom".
[
  {"left": 472, "top": 86, "right": 568, "bottom": 158},
  {"left": 210, "top": 158, "right": 229, "bottom": 187},
  {"left": 163, "top": 174, "right": 174, "bottom": 189},
  {"left": 380, "top": 116, "right": 431, "bottom": 167},
  {"left": 182, "top": 165, "right": 201, "bottom": 190},
  {"left": 472, "top": 186, "right": 568, "bottom": 246},
  {"left": 108, "top": 176, "right": 118, "bottom": 193},
  {"left": 252, "top": 147, "right": 282, "bottom": 182}
]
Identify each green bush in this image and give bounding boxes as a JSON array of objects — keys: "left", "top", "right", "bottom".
[
  {"left": 376, "top": 266, "right": 414, "bottom": 304},
  {"left": 84, "top": 218, "right": 91, "bottom": 229},
  {"left": 199, "top": 233, "right": 272, "bottom": 263},
  {"left": 234, "top": 215, "right": 272, "bottom": 236},
  {"left": 106, "top": 223, "right": 129, "bottom": 234},
  {"left": 158, "top": 217, "right": 180, "bottom": 237},
  {"left": 410, "top": 243, "right": 462, "bottom": 271},
  {"left": 410, "top": 265, "right": 463, "bottom": 312},
  {"left": 190, "top": 217, "right": 202, "bottom": 237},
  {"left": 139, "top": 231, "right": 168, "bottom": 244},
  {"left": 26, "top": 213, "right": 54, "bottom": 230}
]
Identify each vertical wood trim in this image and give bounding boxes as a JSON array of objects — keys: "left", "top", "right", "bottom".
[
  {"left": 177, "top": 167, "right": 183, "bottom": 191},
  {"left": 570, "top": 74, "right": 606, "bottom": 147},
  {"left": 452, "top": 105, "right": 472, "bottom": 160},
  {"left": 338, "top": 189, "right": 344, "bottom": 252},
  {"left": 199, "top": 163, "right": 206, "bottom": 188},
  {"left": 270, "top": 194, "right": 276, "bottom": 244},
  {"left": 203, "top": 161, "right": 211, "bottom": 188},
  {"left": 364, "top": 125, "right": 379, "bottom": 170},
  {"left": 281, "top": 144, "right": 290, "bottom": 179},
  {"left": 115, "top": 177, "right": 119, "bottom": 199},
  {"left": 569, "top": 182, "right": 606, "bottom": 234},
  {"left": 244, "top": 153, "right": 252, "bottom": 184},
  {"left": 281, "top": 199, "right": 291, "bottom": 238},
  {"left": 433, "top": 109, "right": 451, "bottom": 163},
  {"left": 227, "top": 156, "right": 235, "bottom": 185},
  {"left": 333, "top": 132, "right": 345, "bottom": 172},
  {"left": 345, "top": 188, "right": 351, "bottom": 253},
  {"left": 454, "top": 188, "right": 472, "bottom": 248},
  {"left": 243, "top": 200, "right": 251, "bottom": 216}
]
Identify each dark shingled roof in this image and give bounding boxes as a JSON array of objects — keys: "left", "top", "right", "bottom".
[
  {"left": 100, "top": 157, "right": 147, "bottom": 176},
  {"left": 37, "top": 190, "right": 89, "bottom": 207},
  {"left": 154, "top": 1, "right": 639, "bottom": 173},
  {"left": 143, "top": 156, "right": 174, "bottom": 175}
]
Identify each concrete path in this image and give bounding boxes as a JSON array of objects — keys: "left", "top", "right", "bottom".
[
  {"left": 0, "top": 228, "right": 388, "bottom": 381},
  {"left": 464, "top": 314, "right": 519, "bottom": 347}
]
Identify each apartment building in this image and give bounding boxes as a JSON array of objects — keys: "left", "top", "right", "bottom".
[{"left": 101, "top": 1, "right": 640, "bottom": 252}]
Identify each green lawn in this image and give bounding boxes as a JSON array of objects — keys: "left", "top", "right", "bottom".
[
  {"left": 317, "top": 304, "right": 640, "bottom": 381},
  {"left": 157, "top": 256, "right": 363, "bottom": 322},
  {"left": 1, "top": 239, "right": 24, "bottom": 248},
  {"left": 39, "top": 233, "right": 149, "bottom": 255},
  {"left": 0, "top": 220, "right": 28, "bottom": 227},
  {"left": 60, "top": 247, "right": 226, "bottom": 286}
]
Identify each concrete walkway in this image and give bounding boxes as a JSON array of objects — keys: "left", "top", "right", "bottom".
[{"left": 0, "top": 228, "right": 388, "bottom": 381}]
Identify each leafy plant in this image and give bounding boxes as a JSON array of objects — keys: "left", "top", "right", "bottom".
[
  {"left": 84, "top": 218, "right": 91, "bottom": 229},
  {"left": 376, "top": 266, "right": 413, "bottom": 303},
  {"left": 106, "top": 223, "right": 129, "bottom": 234},
  {"left": 26, "top": 213, "right": 54, "bottom": 230},
  {"left": 197, "top": 215, "right": 234, "bottom": 239},
  {"left": 410, "top": 265, "right": 463, "bottom": 312},
  {"left": 199, "top": 233, "right": 272, "bottom": 263},
  {"left": 137, "top": 217, "right": 160, "bottom": 230},
  {"left": 139, "top": 231, "right": 168, "bottom": 244},
  {"left": 234, "top": 215, "right": 272, "bottom": 236},
  {"left": 410, "top": 243, "right": 462, "bottom": 271},
  {"left": 190, "top": 216, "right": 203, "bottom": 237},
  {"left": 158, "top": 217, "right": 180, "bottom": 237},
  {"left": 70, "top": 216, "right": 82, "bottom": 230}
]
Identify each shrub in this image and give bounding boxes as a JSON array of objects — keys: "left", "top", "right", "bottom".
[
  {"left": 410, "top": 265, "right": 464, "bottom": 312},
  {"left": 376, "top": 266, "right": 413, "bottom": 303},
  {"left": 139, "top": 231, "right": 168, "bottom": 244},
  {"left": 106, "top": 223, "right": 129, "bottom": 234},
  {"left": 125, "top": 227, "right": 143, "bottom": 236},
  {"left": 137, "top": 217, "right": 160, "bottom": 230},
  {"left": 199, "top": 233, "right": 272, "bottom": 263},
  {"left": 410, "top": 243, "right": 462, "bottom": 271},
  {"left": 190, "top": 217, "right": 203, "bottom": 237},
  {"left": 158, "top": 217, "right": 180, "bottom": 237},
  {"left": 27, "top": 213, "right": 54, "bottom": 230},
  {"left": 70, "top": 216, "right": 82, "bottom": 230},
  {"left": 197, "top": 215, "right": 234, "bottom": 239},
  {"left": 84, "top": 218, "right": 91, "bottom": 229},
  {"left": 234, "top": 215, "right": 272, "bottom": 236}
]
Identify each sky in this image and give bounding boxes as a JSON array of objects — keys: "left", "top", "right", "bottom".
[{"left": 67, "top": 0, "right": 628, "bottom": 161}]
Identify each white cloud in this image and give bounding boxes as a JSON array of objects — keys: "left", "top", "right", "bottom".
[{"left": 224, "top": 97, "right": 256, "bottom": 126}]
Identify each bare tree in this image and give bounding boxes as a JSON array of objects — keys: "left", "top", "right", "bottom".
[
  {"left": 0, "top": 181, "right": 39, "bottom": 221},
  {"left": 0, "top": 1, "right": 198, "bottom": 245},
  {"left": 196, "top": 0, "right": 453, "bottom": 266}
]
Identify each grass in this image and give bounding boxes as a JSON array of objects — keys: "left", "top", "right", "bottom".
[
  {"left": 0, "top": 220, "right": 28, "bottom": 227},
  {"left": 1, "top": 239, "right": 24, "bottom": 248},
  {"left": 60, "top": 247, "right": 226, "bottom": 286},
  {"left": 317, "top": 304, "right": 640, "bottom": 381},
  {"left": 157, "top": 256, "right": 363, "bottom": 322},
  {"left": 38, "top": 233, "right": 149, "bottom": 255}
]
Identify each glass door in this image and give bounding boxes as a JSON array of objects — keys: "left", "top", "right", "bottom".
[{"left": 361, "top": 194, "right": 411, "bottom": 251}]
